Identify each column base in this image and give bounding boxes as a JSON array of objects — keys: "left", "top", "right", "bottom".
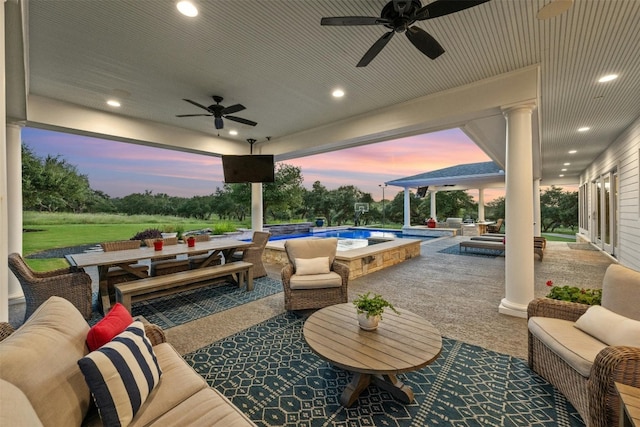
[{"left": 498, "top": 298, "right": 528, "bottom": 318}]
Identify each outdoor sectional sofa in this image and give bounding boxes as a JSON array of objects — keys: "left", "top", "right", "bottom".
[{"left": 0, "top": 296, "right": 255, "bottom": 427}]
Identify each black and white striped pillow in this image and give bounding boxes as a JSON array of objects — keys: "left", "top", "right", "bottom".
[{"left": 78, "top": 321, "right": 162, "bottom": 427}]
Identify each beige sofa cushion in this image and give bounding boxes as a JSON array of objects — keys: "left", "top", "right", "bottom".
[
  {"left": 528, "top": 316, "right": 607, "bottom": 377},
  {"left": 575, "top": 305, "right": 640, "bottom": 347},
  {"left": 0, "top": 296, "right": 91, "bottom": 427},
  {"left": 0, "top": 379, "right": 44, "bottom": 427},
  {"left": 284, "top": 238, "right": 338, "bottom": 270},
  {"left": 146, "top": 388, "right": 256, "bottom": 426},
  {"left": 602, "top": 263, "right": 640, "bottom": 320}
]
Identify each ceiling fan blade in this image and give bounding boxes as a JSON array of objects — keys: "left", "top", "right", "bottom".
[
  {"left": 357, "top": 31, "right": 395, "bottom": 67},
  {"left": 406, "top": 26, "right": 445, "bottom": 59},
  {"left": 225, "top": 116, "right": 258, "bottom": 127},
  {"left": 321, "top": 16, "right": 390, "bottom": 26},
  {"left": 221, "top": 104, "right": 246, "bottom": 115},
  {"left": 176, "top": 114, "right": 213, "bottom": 117},
  {"left": 415, "top": 0, "right": 490, "bottom": 20},
  {"left": 182, "top": 98, "right": 211, "bottom": 112},
  {"left": 214, "top": 117, "right": 224, "bottom": 129}
]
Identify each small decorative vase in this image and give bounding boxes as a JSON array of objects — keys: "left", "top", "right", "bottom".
[
  {"left": 315, "top": 218, "right": 325, "bottom": 227},
  {"left": 153, "top": 240, "right": 164, "bottom": 251},
  {"left": 357, "top": 312, "right": 380, "bottom": 331},
  {"left": 186, "top": 237, "right": 196, "bottom": 247}
]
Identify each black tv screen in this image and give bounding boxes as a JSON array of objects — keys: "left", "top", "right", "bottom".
[{"left": 222, "top": 155, "right": 275, "bottom": 183}]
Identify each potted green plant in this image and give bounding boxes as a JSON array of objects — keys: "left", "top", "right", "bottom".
[
  {"left": 353, "top": 292, "right": 399, "bottom": 331},
  {"left": 545, "top": 280, "right": 602, "bottom": 305}
]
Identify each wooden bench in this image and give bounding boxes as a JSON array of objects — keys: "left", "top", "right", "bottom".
[{"left": 114, "top": 261, "right": 254, "bottom": 312}]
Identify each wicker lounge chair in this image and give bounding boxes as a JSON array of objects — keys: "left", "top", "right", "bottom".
[
  {"left": 8, "top": 252, "right": 92, "bottom": 321},
  {"left": 528, "top": 264, "right": 640, "bottom": 427},
  {"left": 230, "top": 231, "right": 271, "bottom": 278},
  {"left": 281, "top": 238, "right": 349, "bottom": 311}
]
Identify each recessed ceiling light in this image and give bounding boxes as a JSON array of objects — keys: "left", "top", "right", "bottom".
[
  {"left": 332, "top": 89, "right": 345, "bottom": 98},
  {"left": 561, "top": 168, "right": 567, "bottom": 171},
  {"left": 568, "top": 150, "right": 577, "bottom": 154},
  {"left": 106, "top": 99, "right": 121, "bottom": 107},
  {"left": 177, "top": 1, "right": 198, "bottom": 17},
  {"left": 578, "top": 127, "right": 590, "bottom": 132},
  {"left": 563, "top": 162, "right": 570, "bottom": 166},
  {"left": 229, "top": 130, "right": 238, "bottom": 136},
  {"left": 598, "top": 74, "right": 618, "bottom": 83},
  {"left": 559, "top": 174, "right": 565, "bottom": 177}
]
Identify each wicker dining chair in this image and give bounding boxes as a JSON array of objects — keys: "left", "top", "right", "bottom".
[
  {"left": 8, "top": 253, "right": 93, "bottom": 321},
  {"left": 281, "top": 238, "right": 349, "bottom": 311},
  {"left": 143, "top": 237, "right": 190, "bottom": 276},
  {"left": 187, "top": 234, "right": 223, "bottom": 269},
  {"left": 230, "top": 231, "right": 271, "bottom": 278},
  {"left": 100, "top": 240, "right": 149, "bottom": 305}
]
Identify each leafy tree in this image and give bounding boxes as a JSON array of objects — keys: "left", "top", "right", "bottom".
[
  {"left": 263, "top": 164, "right": 304, "bottom": 220},
  {"left": 418, "top": 190, "right": 477, "bottom": 221},
  {"left": 540, "top": 186, "right": 578, "bottom": 232},
  {"left": 21, "top": 145, "right": 93, "bottom": 212},
  {"left": 486, "top": 196, "right": 505, "bottom": 221}
]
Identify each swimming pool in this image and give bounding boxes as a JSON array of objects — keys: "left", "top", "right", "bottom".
[{"left": 268, "top": 228, "right": 424, "bottom": 241}]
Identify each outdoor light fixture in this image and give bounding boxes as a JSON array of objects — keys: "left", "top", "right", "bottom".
[
  {"left": 177, "top": 1, "right": 198, "bottom": 17},
  {"left": 569, "top": 150, "right": 577, "bottom": 154},
  {"left": 332, "top": 89, "right": 345, "bottom": 98},
  {"left": 578, "top": 127, "right": 590, "bottom": 132},
  {"left": 106, "top": 100, "right": 121, "bottom": 107},
  {"left": 598, "top": 74, "right": 618, "bottom": 83},
  {"left": 229, "top": 130, "right": 238, "bottom": 136}
]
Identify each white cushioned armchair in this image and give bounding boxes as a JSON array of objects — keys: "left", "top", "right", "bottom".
[
  {"left": 527, "top": 263, "right": 640, "bottom": 427},
  {"left": 281, "top": 238, "right": 349, "bottom": 311}
]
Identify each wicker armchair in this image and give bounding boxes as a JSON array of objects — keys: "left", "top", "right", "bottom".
[
  {"left": 527, "top": 264, "right": 640, "bottom": 427},
  {"left": 281, "top": 238, "right": 349, "bottom": 311},
  {"left": 8, "top": 253, "right": 93, "bottom": 321},
  {"left": 486, "top": 218, "right": 503, "bottom": 233},
  {"left": 230, "top": 231, "right": 271, "bottom": 278}
]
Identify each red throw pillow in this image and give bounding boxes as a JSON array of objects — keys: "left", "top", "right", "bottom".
[{"left": 86, "top": 303, "right": 134, "bottom": 351}]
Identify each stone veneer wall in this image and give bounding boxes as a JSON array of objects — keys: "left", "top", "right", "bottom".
[{"left": 264, "top": 239, "right": 421, "bottom": 280}]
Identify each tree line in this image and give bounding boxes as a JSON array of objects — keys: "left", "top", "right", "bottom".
[{"left": 21, "top": 144, "right": 578, "bottom": 231}]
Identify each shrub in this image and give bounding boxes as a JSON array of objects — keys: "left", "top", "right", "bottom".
[
  {"left": 545, "top": 280, "right": 602, "bottom": 305},
  {"left": 131, "top": 228, "right": 162, "bottom": 242}
]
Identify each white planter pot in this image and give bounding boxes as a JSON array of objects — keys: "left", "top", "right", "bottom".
[
  {"left": 161, "top": 232, "right": 178, "bottom": 238},
  {"left": 357, "top": 312, "right": 380, "bottom": 331}
]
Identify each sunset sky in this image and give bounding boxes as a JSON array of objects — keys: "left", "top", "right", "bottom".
[{"left": 22, "top": 126, "right": 505, "bottom": 202}]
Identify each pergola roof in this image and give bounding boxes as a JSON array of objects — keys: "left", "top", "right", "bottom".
[{"left": 386, "top": 161, "right": 505, "bottom": 191}]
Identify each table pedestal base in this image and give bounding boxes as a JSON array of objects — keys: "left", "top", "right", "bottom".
[{"left": 340, "top": 372, "right": 414, "bottom": 407}]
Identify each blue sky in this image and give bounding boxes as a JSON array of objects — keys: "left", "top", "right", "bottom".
[{"left": 22, "top": 126, "right": 502, "bottom": 201}]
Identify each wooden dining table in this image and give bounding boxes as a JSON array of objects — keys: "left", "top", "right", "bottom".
[
  {"left": 65, "top": 238, "right": 252, "bottom": 312},
  {"left": 303, "top": 303, "right": 442, "bottom": 407}
]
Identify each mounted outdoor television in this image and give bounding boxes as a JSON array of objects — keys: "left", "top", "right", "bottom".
[
  {"left": 416, "top": 186, "right": 428, "bottom": 198},
  {"left": 222, "top": 154, "right": 275, "bottom": 183}
]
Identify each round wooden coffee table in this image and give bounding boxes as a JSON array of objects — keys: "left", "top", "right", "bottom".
[{"left": 303, "top": 302, "right": 442, "bottom": 407}]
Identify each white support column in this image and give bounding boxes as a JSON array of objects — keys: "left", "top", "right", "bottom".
[
  {"left": 478, "top": 188, "right": 485, "bottom": 221},
  {"left": 0, "top": 3, "right": 8, "bottom": 321},
  {"left": 7, "top": 123, "right": 23, "bottom": 300},
  {"left": 533, "top": 179, "right": 541, "bottom": 236},
  {"left": 403, "top": 188, "right": 411, "bottom": 227},
  {"left": 251, "top": 183, "right": 263, "bottom": 231},
  {"left": 430, "top": 187, "right": 437, "bottom": 220},
  {"left": 499, "top": 103, "right": 536, "bottom": 318}
]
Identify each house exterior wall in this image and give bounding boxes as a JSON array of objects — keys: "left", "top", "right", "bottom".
[{"left": 579, "top": 115, "right": 640, "bottom": 270}]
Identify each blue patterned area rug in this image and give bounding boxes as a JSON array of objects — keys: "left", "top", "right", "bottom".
[
  {"left": 89, "top": 277, "right": 282, "bottom": 329},
  {"left": 438, "top": 243, "right": 505, "bottom": 258},
  {"left": 183, "top": 313, "right": 584, "bottom": 427}
]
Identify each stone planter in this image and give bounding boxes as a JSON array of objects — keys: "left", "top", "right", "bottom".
[{"left": 357, "top": 312, "right": 380, "bottom": 331}]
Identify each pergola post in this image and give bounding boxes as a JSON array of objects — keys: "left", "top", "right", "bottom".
[
  {"left": 403, "top": 188, "right": 411, "bottom": 227},
  {"left": 430, "top": 187, "right": 437, "bottom": 220},
  {"left": 533, "top": 179, "right": 541, "bottom": 236},
  {"left": 478, "top": 188, "right": 485, "bottom": 221},
  {"left": 251, "top": 182, "right": 263, "bottom": 231},
  {"left": 7, "top": 123, "right": 23, "bottom": 300}
]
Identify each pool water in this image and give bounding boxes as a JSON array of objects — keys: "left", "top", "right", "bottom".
[{"left": 268, "top": 228, "right": 424, "bottom": 241}]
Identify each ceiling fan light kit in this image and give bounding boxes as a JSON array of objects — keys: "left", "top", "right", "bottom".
[{"left": 321, "top": 0, "right": 491, "bottom": 67}]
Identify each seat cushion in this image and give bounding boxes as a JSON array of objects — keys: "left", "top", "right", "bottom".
[
  {"left": 528, "top": 316, "right": 607, "bottom": 377},
  {"left": 289, "top": 271, "right": 342, "bottom": 290},
  {"left": 0, "top": 379, "right": 44, "bottom": 427},
  {"left": 0, "top": 296, "right": 91, "bottom": 427}
]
